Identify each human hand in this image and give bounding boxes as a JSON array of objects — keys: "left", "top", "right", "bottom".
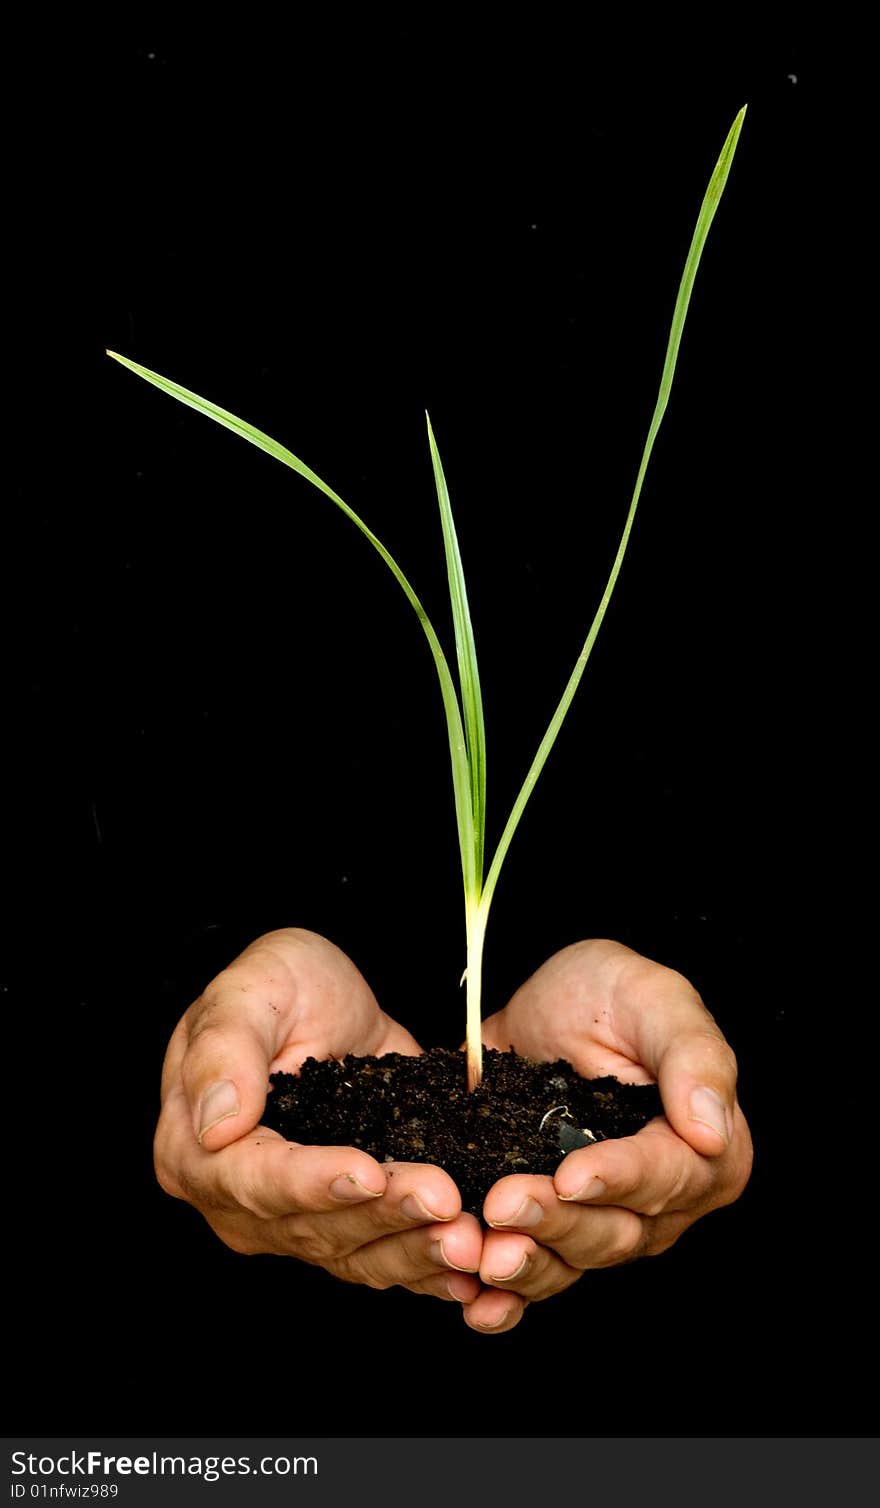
[
  {"left": 154, "top": 928, "right": 482, "bottom": 1303},
  {"left": 464, "top": 939, "right": 753, "bottom": 1333}
]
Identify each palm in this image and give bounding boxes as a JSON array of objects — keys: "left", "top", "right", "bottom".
[
  {"left": 201, "top": 928, "right": 424, "bottom": 1078},
  {"left": 481, "top": 940, "right": 655, "bottom": 1085}
]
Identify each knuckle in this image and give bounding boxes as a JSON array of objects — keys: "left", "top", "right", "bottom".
[
  {"left": 716, "top": 1038, "right": 739, "bottom": 1081},
  {"left": 153, "top": 1126, "right": 185, "bottom": 1202},
  {"left": 640, "top": 1189, "right": 669, "bottom": 1218},
  {"left": 332, "top": 1251, "right": 394, "bottom": 1290},
  {"left": 707, "top": 1135, "right": 754, "bottom": 1212},
  {"left": 642, "top": 1159, "right": 692, "bottom": 1217},
  {"left": 171, "top": 1162, "right": 232, "bottom": 1214},
  {"left": 546, "top": 1267, "right": 584, "bottom": 1299},
  {"left": 361, "top": 1270, "right": 395, "bottom": 1291},
  {"left": 183, "top": 986, "right": 225, "bottom": 1035},
  {"left": 193, "top": 966, "right": 242, "bottom": 1009},
  {"left": 641, "top": 1211, "right": 690, "bottom": 1257},
  {"left": 215, "top": 1225, "right": 264, "bottom": 1257},
  {"left": 227, "top": 1169, "right": 274, "bottom": 1220},
  {"left": 153, "top": 1110, "right": 187, "bottom": 1201},
  {"left": 690, "top": 1027, "right": 738, "bottom": 1081},
  {"left": 224, "top": 1164, "right": 280, "bottom": 1224},
  {"left": 184, "top": 1017, "right": 230, "bottom": 1059},
  {"left": 279, "top": 1219, "right": 343, "bottom": 1267},
  {"left": 603, "top": 1211, "right": 645, "bottom": 1266},
  {"left": 154, "top": 1154, "right": 185, "bottom": 1201},
  {"left": 299, "top": 1234, "right": 340, "bottom": 1266}
]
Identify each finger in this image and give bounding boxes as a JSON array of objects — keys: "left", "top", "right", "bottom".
[
  {"left": 553, "top": 1120, "right": 715, "bottom": 1216},
  {"left": 275, "top": 1161, "right": 467, "bottom": 1258},
  {"left": 177, "top": 929, "right": 382, "bottom": 1149},
  {"left": 180, "top": 970, "right": 289, "bottom": 1150},
  {"left": 157, "top": 1109, "right": 388, "bottom": 1216},
  {"left": 483, "top": 1172, "right": 644, "bottom": 1269},
  {"left": 608, "top": 950, "right": 739, "bottom": 1156},
  {"left": 479, "top": 1231, "right": 581, "bottom": 1300},
  {"left": 408, "top": 1271, "right": 483, "bottom": 1303},
  {"left": 462, "top": 1290, "right": 527, "bottom": 1333},
  {"left": 329, "top": 1213, "right": 483, "bottom": 1290},
  {"left": 658, "top": 1034, "right": 740, "bottom": 1157}
]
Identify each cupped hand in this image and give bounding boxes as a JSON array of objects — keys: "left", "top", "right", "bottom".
[
  {"left": 154, "top": 928, "right": 482, "bottom": 1303},
  {"left": 462, "top": 939, "right": 753, "bottom": 1333}
]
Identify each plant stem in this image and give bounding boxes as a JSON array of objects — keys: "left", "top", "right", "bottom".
[{"left": 465, "top": 897, "right": 488, "bottom": 1090}]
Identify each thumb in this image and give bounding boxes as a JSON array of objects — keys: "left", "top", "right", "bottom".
[
  {"left": 181, "top": 987, "right": 280, "bottom": 1152},
  {"left": 612, "top": 952, "right": 739, "bottom": 1158},
  {"left": 655, "top": 1027, "right": 738, "bottom": 1157}
]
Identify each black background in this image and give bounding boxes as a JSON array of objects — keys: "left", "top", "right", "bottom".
[{"left": 7, "top": 17, "right": 869, "bottom": 1436}]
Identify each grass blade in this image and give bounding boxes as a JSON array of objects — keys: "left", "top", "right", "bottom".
[
  {"left": 106, "top": 104, "right": 746, "bottom": 1094},
  {"left": 105, "top": 350, "right": 478, "bottom": 899},
  {"left": 480, "top": 105, "right": 748, "bottom": 918},
  {"left": 426, "top": 414, "right": 486, "bottom": 889}
]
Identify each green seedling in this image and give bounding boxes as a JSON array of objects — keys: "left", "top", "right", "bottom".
[{"left": 108, "top": 106, "right": 746, "bottom": 1092}]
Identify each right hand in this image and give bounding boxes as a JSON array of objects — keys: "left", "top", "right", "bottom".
[{"left": 154, "top": 928, "right": 483, "bottom": 1303}]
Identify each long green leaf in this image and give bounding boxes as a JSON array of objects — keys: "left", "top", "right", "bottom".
[
  {"left": 426, "top": 414, "right": 486, "bottom": 890},
  {"left": 105, "top": 350, "right": 478, "bottom": 899},
  {"left": 106, "top": 103, "right": 746, "bottom": 1089},
  {"left": 480, "top": 104, "right": 747, "bottom": 918}
]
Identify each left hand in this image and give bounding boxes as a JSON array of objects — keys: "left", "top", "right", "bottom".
[
  {"left": 154, "top": 928, "right": 483, "bottom": 1303},
  {"left": 461, "top": 939, "right": 753, "bottom": 1333}
]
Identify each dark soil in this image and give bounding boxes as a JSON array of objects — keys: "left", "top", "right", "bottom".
[{"left": 261, "top": 1048, "right": 663, "bottom": 1217}]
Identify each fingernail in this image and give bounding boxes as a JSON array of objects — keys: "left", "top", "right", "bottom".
[
  {"left": 446, "top": 1273, "right": 474, "bottom": 1302},
  {"left": 489, "top": 1197, "right": 543, "bottom": 1229},
  {"left": 329, "top": 1174, "right": 384, "bottom": 1202},
  {"left": 197, "top": 1080, "right": 240, "bottom": 1142},
  {"left": 559, "top": 1176, "right": 606, "bottom": 1203},
  {"left": 400, "top": 1193, "right": 453, "bottom": 1223},
  {"left": 429, "top": 1239, "right": 479, "bottom": 1273},
  {"left": 489, "top": 1254, "right": 531, "bottom": 1284},
  {"left": 473, "top": 1309, "right": 513, "bottom": 1331},
  {"left": 689, "top": 1085, "right": 731, "bottom": 1144}
]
